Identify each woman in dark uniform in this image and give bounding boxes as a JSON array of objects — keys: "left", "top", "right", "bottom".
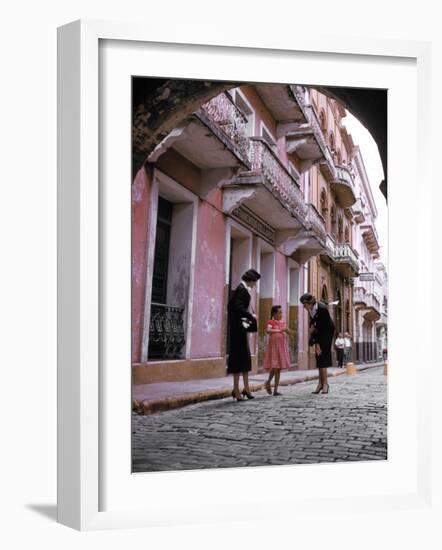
[
  {"left": 300, "top": 293, "right": 335, "bottom": 394},
  {"left": 227, "top": 269, "right": 261, "bottom": 401}
]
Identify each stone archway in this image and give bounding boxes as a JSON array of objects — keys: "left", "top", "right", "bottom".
[{"left": 132, "top": 78, "right": 235, "bottom": 178}]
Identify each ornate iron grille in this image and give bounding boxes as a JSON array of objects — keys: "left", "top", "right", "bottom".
[
  {"left": 148, "top": 303, "right": 185, "bottom": 360},
  {"left": 249, "top": 138, "right": 308, "bottom": 221},
  {"left": 200, "top": 92, "right": 250, "bottom": 159}
]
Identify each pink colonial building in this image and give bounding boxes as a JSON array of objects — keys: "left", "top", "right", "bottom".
[{"left": 132, "top": 82, "right": 380, "bottom": 384}]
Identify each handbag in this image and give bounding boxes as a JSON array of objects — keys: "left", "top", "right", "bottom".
[
  {"left": 241, "top": 302, "right": 257, "bottom": 333},
  {"left": 241, "top": 317, "right": 257, "bottom": 333}
]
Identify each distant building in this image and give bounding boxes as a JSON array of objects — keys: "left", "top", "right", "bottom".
[
  {"left": 350, "top": 147, "right": 383, "bottom": 362},
  {"left": 375, "top": 261, "right": 388, "bottom": 360}
]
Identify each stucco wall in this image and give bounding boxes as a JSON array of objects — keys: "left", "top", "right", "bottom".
[
  {"left": 274, "top": 251, "right": 288, "bottom": 317},
  {"left": 190, "top": 195, "right": 226, "bottom": 358},
  {"left": 131, "top": 167, "right": 152, "bottom": 363}
]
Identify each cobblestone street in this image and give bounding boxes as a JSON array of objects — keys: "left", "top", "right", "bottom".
[{"left": 132, "top": 367, "right": 387, "bottom": 472}]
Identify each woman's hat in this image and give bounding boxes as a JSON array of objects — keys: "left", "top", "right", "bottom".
[
  {"left": 300, "top": 293, "right": 315, "bottom": 304},
  {"left": 242, "top": 269, "right": 261, "bottom": 282}
]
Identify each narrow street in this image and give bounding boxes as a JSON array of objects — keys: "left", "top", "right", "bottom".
[{"left": 132, "top": 367, "right": 387, "bottom": 472}]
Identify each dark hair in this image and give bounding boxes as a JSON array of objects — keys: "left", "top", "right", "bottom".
[
  {"left": 271, "top": 305, "right": 282, "bottom": 318},
  {"left": 300, "top": 293, "right": 316, "bottom": 305},
  {"left": 241, "top": 269, "right": 261, "bottom": 283}
]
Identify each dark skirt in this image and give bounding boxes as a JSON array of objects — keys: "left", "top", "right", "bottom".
[
  {"left": 227, "top": 327, "right": 251, "bottom": 374},
  {"left": 315, "top": 339, "right": 333, "bottom": 369}
]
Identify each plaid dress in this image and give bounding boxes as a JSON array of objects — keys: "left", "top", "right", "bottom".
[{"left": 263, "top": 319, "right": 290, "bottom": 371}]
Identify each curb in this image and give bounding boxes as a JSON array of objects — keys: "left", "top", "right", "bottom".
[{"left": 133, "top": 362, "right": 384, "bottom": 415}]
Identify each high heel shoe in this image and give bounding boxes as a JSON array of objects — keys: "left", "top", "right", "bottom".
[
  {"left": 312, "top": 385, "right": 323, "bottom": 394},
  {"left": 264, "top": 381, "right": 272, "bottom": 395},
  {"left": 242, "top": 390, "right": 255, "bottom": 399},
  {"left": 231, "top": 390, "right": 244, "bottom": 401},
  {"left": 321, "top": 384, "right": 330, "bottom": 394}
]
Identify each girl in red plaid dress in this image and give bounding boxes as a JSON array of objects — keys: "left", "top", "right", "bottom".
[{"left": 263, "top": 305, "right": 293, "bottom": 396}]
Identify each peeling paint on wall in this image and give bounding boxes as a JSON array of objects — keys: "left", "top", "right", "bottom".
[
  {"left": 132, "top": 169, "right": 146, "bottom": 203},
  {"left": 191, "top": 201, "right": 226, "bottom": 358},
  {"left": 131, "top": 167, "right": 152, "bottom": 362}
]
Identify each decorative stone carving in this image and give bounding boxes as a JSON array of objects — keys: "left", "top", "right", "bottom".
[
  {"left": 200, "top": 167, "right": 239, "bottom": 198},
  {"left": 277, "top": 121, "right": 311, "bottom": 139},
  {"left": 133, "top": 79, "right": 233, "bottom": 167},
  {"left": 249, "top": 138, "right": 308, "bottom": 221},
  {"left": 199, "top": 93, "right": 249, "bottom": 160},
  {"left": 223, "top": 186, "right": 257, "bottom": 214},
  {"left": 275, "top": 228, "right": 302, "bottom": 248},
  {"left": 147, "top": 126, "right": 189, "bottom": 162},
  {"left": 286, "top": 137, "right": 310, "bottom": 155},
  {"left": 232, "top": 206, "right": 276, "bottom": 244}
]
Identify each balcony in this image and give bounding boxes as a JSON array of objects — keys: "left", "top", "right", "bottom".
[
  {"left": 281, "top": 86, "right": 336, "bottom": 178},
  {"left": 254, "top": 83, "right": 306, "bottom": 129},
  {"left": 148, "top": 303, "right": 185, "bottom": 360},
  {"left": 198, "top": 93, "right": 250, "bottom": 161},
  {"left": 250, "top": 138, "right": 308, "bottom": 220},
  {"left": 360, "top": 222, "right": 380, "bottom": 258},
  {"left": 305, "top": 204, "right": 327, "bottom": 245},
  {"left": 351, "top": 198, "right": 366, "bottom": 224},
  {"left": 362, "top": 293, "right": 381, "bottom": 322},
  {"left": 321, "top": 236, "right": 360, "bottom": 277},
  {"left": 223, "top": 137, "right": 308, "bottom": 231},
  {"left": 148, "top": 92, "right": 250, "bottom": 197},
  {"left": 280, "top": 204, "right": 328, "bottom": 264},
  {"left": 354, "top": 287, "right": 382, "bottom": 321},
  {"left": 353, "top": 286, "right": 367, "bottom": 306},
  {"left": 331, "top": 165, "right": 357, "bottom": 208},
  {"left": 334, "top": 243, "right": 360, "bottom": 277}
]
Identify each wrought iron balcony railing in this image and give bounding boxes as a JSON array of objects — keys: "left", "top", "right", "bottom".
[
  {"left": 334, "top": 243, "right": 360, "bottom": 271},
  {"left": 335, "top": 165, "right": 355, "bottom": 188},
  {"left": 249, "top": 137, "right": 308, "bottom": 221},
  {"left": 289, "top": 85, "right": 336, "bottom": 177},
  {"left": 330, "top": 164, "right": 357, "bottom": 208},
  {"left": 200, "top": 93, "right": 250, "bottom": 160},
  {"left": 148, "top": 303, "right": 186, "bottom": 360},
  {"left": 366, "top": 292, "right": 381, "bottom": 313},
  {"left": 305, "top": 204, "right": 327, "bottom": 244},
  {"left": 351, "top": 198, "right": 366, "bottom": 224},
  {"left": 325, "top": 233, "right": 336, "bottom": 256}
]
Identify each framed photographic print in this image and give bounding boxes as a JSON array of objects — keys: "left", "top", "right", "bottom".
[{"left": 57, "top": 19, "right": 433, "bottom": 530}]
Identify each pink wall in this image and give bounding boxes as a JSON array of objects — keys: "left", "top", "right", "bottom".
[
  {"left": 190, "top": 195, "right": 226, "bottom": 358},
  {"left": 241, "top": 85, "right": 277, "bottom": 139},
  {"left": 156, "top": 148, "right": 200, "bottom": 196},
  {"left": 274, "top": 251, "right": 288, "bottom": 318},
  {"left": 131, "top": 167, "right": 152, "bottom": 363},
  {"left": 240, "top": 85, "right": 291, "bottom": 169},
  {"left": 277, "top": 136, "right": 288, "bottom": 167}
]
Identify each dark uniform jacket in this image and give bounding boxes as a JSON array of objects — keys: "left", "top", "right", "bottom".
[
  {"left": 309, "top": 302, "right": 335, "bottom": 368},
  {"left": 226, "top": 283, "right": 255, "bottom": 374}
]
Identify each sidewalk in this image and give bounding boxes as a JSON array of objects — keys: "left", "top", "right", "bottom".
[{"left": 133, "top": 361, "right": 385, "bottom": 415}]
